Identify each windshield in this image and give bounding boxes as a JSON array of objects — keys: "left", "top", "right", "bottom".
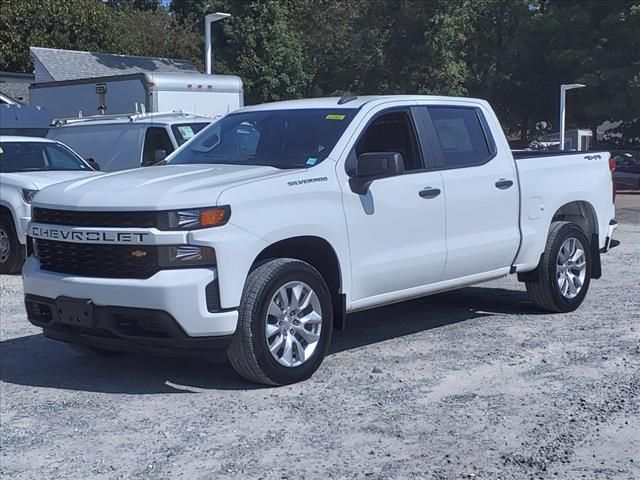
[
  {"left": 171, "top": 122, "right": 210, "bottom": 146},
  {"left": 0, "top": 141, "right": 91, "bottom": 173},
  {"left": 167, "top": 108, "right": 357, "bottom": 169}
]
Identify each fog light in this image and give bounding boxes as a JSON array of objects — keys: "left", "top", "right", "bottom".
[{"left": 158, "top": 245, "right": 216, "bottom": 267}]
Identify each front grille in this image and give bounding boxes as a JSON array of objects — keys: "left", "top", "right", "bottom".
[
  {"left": 33, "top": 208, "right": 163, "bottom": 229},
  {"left": 36, "top": 238, "right": 160, "bottom": 279}
]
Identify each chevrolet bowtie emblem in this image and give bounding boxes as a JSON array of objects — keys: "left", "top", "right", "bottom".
[{"left": 131, "top": 250, "right": 147, "bottom": 258}]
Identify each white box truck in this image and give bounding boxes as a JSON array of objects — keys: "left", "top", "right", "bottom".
[{"left": 29, "top": 72, "right": 243, "bottom": 119}]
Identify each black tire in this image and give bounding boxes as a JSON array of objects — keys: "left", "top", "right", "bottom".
[
  {"left": 68, "top": 344, "right": 124, "bottom": 357},
  {"left": 0, "top": 214, "right": 25, "bottom": 274},
  {"left": 228, "top": 258, "right": 333, "bottom": 386},
  {"left": 525, "top": 221, "right": 592, "bottom": 313}
]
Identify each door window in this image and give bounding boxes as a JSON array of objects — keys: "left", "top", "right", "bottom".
[
  {"left": 427, "top": 107, "right": 494, "bottom": 168},
  {"left": 143, "top": 127, "right": 174, "bottom": 166},
  {"left": 354, "top": 110, "right": 423, "bottom": 171}
]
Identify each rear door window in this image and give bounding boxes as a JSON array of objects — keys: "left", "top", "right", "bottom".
[{"left": 425, "top": 107, "right": 495, "bottom": 169}]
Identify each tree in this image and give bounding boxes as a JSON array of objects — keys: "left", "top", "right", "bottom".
[
  {"left": 172, "top": 0, "right": 310, "bottom": 104},
  {"left": 113, "top": 7, "right": 203, "bottom": 69},
  {"left": 0, "top": 0, "right": 202, "bottom": 74},
  {"left": 103, "top": 0, "right": 162, "bottom": 10},
  {"left": 0, "top": 0, "right": 124, "bottom": 72},
  {"left": 298, "top": 0, "right": 472, "bottom": 97}
]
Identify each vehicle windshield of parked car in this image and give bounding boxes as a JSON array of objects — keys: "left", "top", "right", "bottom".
[
  {"left": 171, "top": 123, "right": 211, "bottom": 146},
  {"left": 0, "top": 141, "right": 91, "bottom": 173},
  {"left": 167, "top": 109, "right": 357, "bottom": 169}
]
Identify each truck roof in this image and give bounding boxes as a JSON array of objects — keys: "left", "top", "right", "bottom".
[
  {"left": 0, "top": 135, "right": 58, "bottom": 143},
  {"left": 50, "top": 111, "right": 213, "bottom": 128},
  {"left": 234, "top": 95, "right": 490, "bottom": 112}
]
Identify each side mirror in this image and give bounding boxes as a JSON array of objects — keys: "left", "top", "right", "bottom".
[
  {"left": 153, "top": 149, "right": 167, "bottom": 163},
  {"left": 349, "top": 152, "right": 405, "bottom": 194},
  {"left": 86, "top": 158, "right": 101, "bottom": 171}
]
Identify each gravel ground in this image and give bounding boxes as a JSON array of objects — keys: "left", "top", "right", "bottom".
[{"left": 1, "top": 194, "right": 638, "bottom": 480}]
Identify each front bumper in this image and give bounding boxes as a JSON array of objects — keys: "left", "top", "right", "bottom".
[
  {"left": 25, "top": 294, "right": 233, "bottom": 361},
  {"left": 22, "top": 256, "right": 238, "bottom": 337}
]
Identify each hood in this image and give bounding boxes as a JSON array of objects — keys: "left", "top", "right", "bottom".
[
  {"left": 32, "top": 164, "right": 295, "bottom": 211},
  {"left": 2, "top": 170, "right": 98, "bottom": 190}
]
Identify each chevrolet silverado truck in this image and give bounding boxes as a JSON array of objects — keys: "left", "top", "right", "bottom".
[
  {"left": 22, "top": 95, "right": 618, "bottom": 385},
  {"left": 0, "top": 136, "right": 99, "bottom": 273}
]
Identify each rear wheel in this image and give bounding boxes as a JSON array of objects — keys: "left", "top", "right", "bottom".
[
  {"left": 228, "top": 258, "right": 333, "bottom": 386},
  {"left": 0, "top": 215, "right": 24, "bottom": 274},
  {"left": 525, "top": 221, "right": 592, "bottom": 313}
]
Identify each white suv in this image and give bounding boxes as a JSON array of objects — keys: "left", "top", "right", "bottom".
[{"left": 0, "top": 136, "right": 99, "bottom": 272}]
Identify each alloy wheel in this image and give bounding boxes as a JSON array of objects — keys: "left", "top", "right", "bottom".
[
  {"left": 556, "top": 237, "right": 587, "bottom": 299},
  {"left": 265, "top": 281, "right": 323, "bottom": 367}
]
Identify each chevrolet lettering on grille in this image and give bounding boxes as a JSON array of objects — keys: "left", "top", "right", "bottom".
[{"left": 28, "top": 224, "right": 151, "bottom": 244}]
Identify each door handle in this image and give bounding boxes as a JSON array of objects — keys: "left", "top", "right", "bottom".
[
  {"left": 419, "top": 188, "right": 441, "bottom": 199},
  {"left": 495, "top": 179, "right": 514, "bottom": 190}
]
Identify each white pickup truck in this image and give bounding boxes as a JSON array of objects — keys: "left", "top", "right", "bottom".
[{"left": 22, "top": 95, "right": 618, "bottom": 385}]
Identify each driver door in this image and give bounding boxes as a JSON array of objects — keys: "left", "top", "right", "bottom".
[{"left": 340, "top": 107, "right": 447, "bottom": 305}]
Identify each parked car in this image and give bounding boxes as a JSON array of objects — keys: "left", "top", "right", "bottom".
[
  {"left": 47, "top": 112, "right": 212, "bottom": 171},
  {"left": 23, "top": 95, "right": 617, "bottom": 385},
  {"left": 0, "top": 136, "right": 99, "bottom": 273},
  {"left": 612, "top": 150, "right": 640, "bottom": 190}
]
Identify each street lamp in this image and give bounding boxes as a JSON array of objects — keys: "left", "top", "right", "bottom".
[
  {"left": 559, "top": 83, "right": 586, "bottom": 151},
  {"left": 204, "top": 12, "right": 231, "bottom": 75}
]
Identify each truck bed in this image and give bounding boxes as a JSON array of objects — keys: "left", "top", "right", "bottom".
[{"left": 512, "top": 149, "right": 615, "bottom": 270}]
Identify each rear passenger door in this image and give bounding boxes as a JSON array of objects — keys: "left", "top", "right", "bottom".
[{"left": 418, "top": 104, "right": 520, "bottom": 280}]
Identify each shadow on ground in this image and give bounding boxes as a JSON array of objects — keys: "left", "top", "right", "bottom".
[{"left": 0, "top": 286, "right": 536, "bottom": 394}]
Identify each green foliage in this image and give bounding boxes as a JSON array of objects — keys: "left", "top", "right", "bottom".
[
  {"left": 0, "top": 0, "right": 638, "bottom": 142},
  {"left": 0, "top": 0, "right": 125, "bottom": 72},
  {"left": 206, "top": 0, "right": 309, "bottom": 104},
  {"left": 113, "top": 7, "right": 203, "bottom": 69}
]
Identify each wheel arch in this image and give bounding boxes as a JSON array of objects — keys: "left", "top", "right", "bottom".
[
  {"left": 251, "top": 236, "right": 346, "bottom": 330},
  {"left": 550, "top": 200, "right": 599, "bottom": 240},
  {"left": 520, "top": 200, "right": 601, "bottom": 282},
  {"left": 0, "top": 204, "right": 19, "bottom": 233}
]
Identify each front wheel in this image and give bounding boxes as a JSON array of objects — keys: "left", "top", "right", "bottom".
[
  {"left": 228, "top": 259, "right": 333, "bottom": 386},
  {"left": 525, "top": 221, "right": 592, "bottom": 313},
  {"left": 0, "top": 216, "right": 24, "bottom": 274}
]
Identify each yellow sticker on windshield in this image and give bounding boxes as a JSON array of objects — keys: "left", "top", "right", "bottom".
[{"left": 326, "top": 114, "right": 346, "bottom": 120}]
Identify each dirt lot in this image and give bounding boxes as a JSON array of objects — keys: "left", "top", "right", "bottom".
[{"left": 1, "top": 195, "right": 638, "bottom": 480}]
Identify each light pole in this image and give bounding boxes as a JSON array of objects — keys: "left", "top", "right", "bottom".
[
  {"left": 559, "top": 83, "right": 586, "bottom": 150},
  {"left": 204, "top": 12, "right": 231, "bottom": 75}
]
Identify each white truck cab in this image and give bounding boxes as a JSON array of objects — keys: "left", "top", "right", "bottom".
[
  {"left": 47, "top": 112, "right": 213, "bottom": 171},
  {"left": 23, "top": 95, "right": 618, "bottom": 385}
]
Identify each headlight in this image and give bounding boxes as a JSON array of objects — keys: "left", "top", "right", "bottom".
[
  {"left": 157, "top": 245, "right": 216, "bottom": 267},
  {"left": 163, "top": 206, "right": 231, "bottom": 230},
  {"left": 22, "top": 189, "right": 39, "bottom": 204}
]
